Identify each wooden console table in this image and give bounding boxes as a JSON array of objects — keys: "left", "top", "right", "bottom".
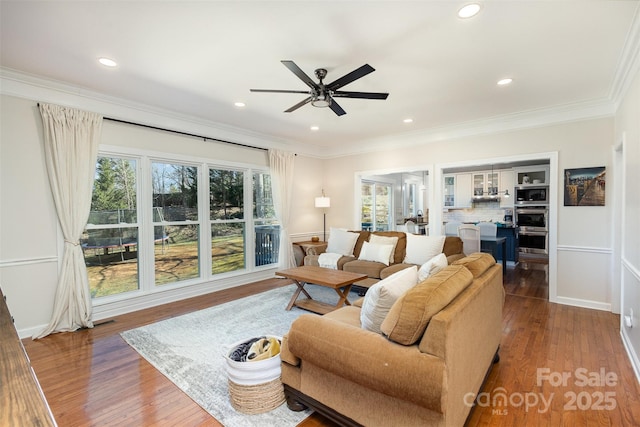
[{"left": 0, "top": 288, "right": 57, "bottom": 426}]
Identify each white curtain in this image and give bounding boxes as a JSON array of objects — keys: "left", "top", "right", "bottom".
[
  {"left": 268, "top": 149, "right": 296, "bottom": 268},
  {"left": 34, "top": 103, "right": 102, "bottom": 339}
]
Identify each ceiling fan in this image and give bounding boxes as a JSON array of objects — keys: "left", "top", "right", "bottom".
[{"left": 250, "top": 60, "right": 389, "bottom": 116}]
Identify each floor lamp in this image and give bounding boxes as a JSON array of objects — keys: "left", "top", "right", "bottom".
[{"left": 315, "top": 190, "right": 330, "bottom": 241}]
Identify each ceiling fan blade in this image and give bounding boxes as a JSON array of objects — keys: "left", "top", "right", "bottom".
[
  {"left": 329, "top": 98, "right": 346, "bottom": 116},
  {"left": 281, "top": 60, "right": 319, "bottom": 90},
  {"left": 332, "top": 91, "right": 389, "bottom": 100},
  {"left": 326, "top": 64, "right": 375, "bottom": 91},
  {"left": 250, "top": 89, "right": 311, "bottom": 94},
  {"left": 285, "top": 96, "right": 313, "bottom": 113}
]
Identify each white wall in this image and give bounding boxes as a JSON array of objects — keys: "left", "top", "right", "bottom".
[
  {"left": 320, "top": 118, "right": 615, "bottom": 310},
  {"left": 615, "top": 63, "right": 640, "bottom": 380}
]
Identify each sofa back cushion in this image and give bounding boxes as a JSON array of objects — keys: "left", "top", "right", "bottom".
[
  {"left": 452, "top": 252, "right": 496, "bottom": 277},
  {"left": 380, "top": 265, "right": 473, "bottom": 345},
  {"left": 443, "top": 236, "right": 464, "bottom": 257}
]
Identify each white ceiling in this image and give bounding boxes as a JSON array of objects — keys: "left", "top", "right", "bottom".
[{"left": 1, "top": 1, "right": 639, "bottom": 157}]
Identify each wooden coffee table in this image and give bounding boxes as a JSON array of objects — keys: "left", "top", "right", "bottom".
[{"left": 275, "top": 266, "right": 367, "bottom": 315}]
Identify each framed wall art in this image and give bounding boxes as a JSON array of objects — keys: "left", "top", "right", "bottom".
[{"left": 563, "top": 166, "right": 606, "bottom": 206}]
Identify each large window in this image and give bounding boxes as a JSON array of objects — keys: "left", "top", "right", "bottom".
[
  {"left": 84, "top": 156, "right": 139, "bottom": 298},
  {"left": 152, "top": 161, "right": 200, "bottom": 285},
  {"left": 85, "top": 152, "right": 277, "bottom": 299},
  {"left": 253, "top": 172, "right": 279, "bottom": 267},
  {"left": 210, "top": 168, "right": 245, "bottom": 274}
]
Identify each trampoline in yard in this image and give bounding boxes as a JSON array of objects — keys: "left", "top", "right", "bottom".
[{"left": 82, "top": 228, "right": 169, "bottom": 263}]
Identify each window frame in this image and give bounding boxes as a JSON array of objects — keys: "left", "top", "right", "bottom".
[{"left": 89, "top": 145, "right": 277, "bottom": 305}]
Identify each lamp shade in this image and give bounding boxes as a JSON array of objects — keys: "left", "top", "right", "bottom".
[{"left": 315, "top": 196, "right": 330, "bottom": 208}]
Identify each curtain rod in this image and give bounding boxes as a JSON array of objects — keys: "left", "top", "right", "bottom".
[
  {"left": 36, "top": 103, "right": 268, "bottom": 152},
  {"left": 104, "top": 117, "right": 268, "bottom": 152}
]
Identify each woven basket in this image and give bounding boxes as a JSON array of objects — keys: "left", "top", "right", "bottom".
[
  {"left": 228, "top": 377, "right": 285, "bottom": 414},
  {"left": 226, "top": 336, "right": 285, "bottom": 414}
]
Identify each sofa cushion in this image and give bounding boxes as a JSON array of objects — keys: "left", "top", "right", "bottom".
[
  {"left": 368, "top": 234, "right": 399, "bottom": 264},
  {"left": 326, "top": 228, "right": 360, "bottom": 256},
  {"left": 418, "top": 253, "right": 448, "bottom": 282},
  {"left": 403, "top": 234, "right": 446, "bottom": 265},
  {"left": 380, "top": 265, "right": 473, "bottom": 345},
  {"left": 452, "top": 252, "right": 496, "bottom": 278},
  {"left": 343, "top": 259, "right": 387, "bottom": 279},
  {"left": 360, "top": 266, "right": 419, "bottom": 333},
  {"left": 443, "top": 236, "right": 464, "bottom": 257},
  {"left": 358, "top": 241, "right": 395, "bottom": 266}
]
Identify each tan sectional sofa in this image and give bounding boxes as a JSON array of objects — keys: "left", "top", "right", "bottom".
[
  {"left": 304, "top": 231, "right": 465, "bottom": 290},
  {"left": 280, "top": 253, "right": 505, "bottom": 427}
]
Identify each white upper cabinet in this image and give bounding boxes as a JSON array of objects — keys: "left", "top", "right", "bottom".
[
  {"left": 472, "top": 171, "right": 499, "bottom": 197},
  {"left": 443, "top": 173, "right": 472, "bottom": 208}
]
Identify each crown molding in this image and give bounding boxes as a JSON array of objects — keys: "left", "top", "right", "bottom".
[
  {"left": 0, "top": 67, "right": 302, "bottom": 154},
  {"left": 610, "top": 2, "right": 640, "bottom": 107},
  {"left": 323, "top": 98, "right": 617, "bottom": 158}
]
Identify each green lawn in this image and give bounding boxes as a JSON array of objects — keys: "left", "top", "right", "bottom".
[{"left": 86, "top": 235, "right": 248, "bottom": 298}]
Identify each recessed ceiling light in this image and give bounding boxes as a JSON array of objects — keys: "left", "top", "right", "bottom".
[
  {"left": 403, "top": 118, "right": 414, "bottom": 123},
  {"left": 310, "top": 126, "right": 319, "bottom": 131},
  {"left": 458, "top": 3, "right": 481, "bottom": 19},
  {"left": 234, "top": 102, "right": 246, "bottom": 108},
  {"left": 497, "top": 78, "right": 513, "bottom": 86},
  {"left": 98, "top": 57, "right": 117, "bottom": 67}
]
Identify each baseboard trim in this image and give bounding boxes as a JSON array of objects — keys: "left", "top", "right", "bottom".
[
  {"left": 620, "top": 329, "right": 640, "bottom": 384},
  {"left": 554, "top": 296, "right": 611, "bottom": 312}
]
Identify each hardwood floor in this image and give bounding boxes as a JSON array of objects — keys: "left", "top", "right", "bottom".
[{"left": 22, "top": 262, "right": 640, "bottom": 426}]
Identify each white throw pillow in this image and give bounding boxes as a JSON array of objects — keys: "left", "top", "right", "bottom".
[
  {"left": 418, "top": 253, "right": 448, "bottom": 282},
  {"left": 326, "top": 228, "right": 360, "bottom": 256},
  {"left": 360, "top": 266, "right": 419, "bottom": 333},
  {"left": 369, "top": 234, "right": 399, "bottom": 264},
  {"left": 403, "top": 234, "right": 446, "bottom": 266},
  {"left": 358, "top": 241, "right": 395, "bottom": 266}
]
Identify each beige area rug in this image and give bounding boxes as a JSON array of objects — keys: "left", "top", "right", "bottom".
[{"left": 121, "top": 283, "right": 355, "bottom": 426}]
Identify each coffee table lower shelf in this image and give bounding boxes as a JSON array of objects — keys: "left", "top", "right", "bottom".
[{"left": 293, "top": 297, "right": 344, "bottom": 315}]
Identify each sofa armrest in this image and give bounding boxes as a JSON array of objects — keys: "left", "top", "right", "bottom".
[
  {"left": 286, "top": 314, "right": 445, "bottom": 413},
  {"left": 306, "top": 244, "right": 328, "bottom": 255},
  {"left": 304, "top": 254, "right": 357, "bottom": 269}
]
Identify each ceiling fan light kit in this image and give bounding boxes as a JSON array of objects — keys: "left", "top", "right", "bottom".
[{"left": 250, "top": 60, "right": 389, "bottom": 116}]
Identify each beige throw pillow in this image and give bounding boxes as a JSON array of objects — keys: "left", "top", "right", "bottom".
[
  {"left": 380, "top": 265, "right": 473, "bottom": 345},
  {"left": 326, "top": 228, "right": 360, "bottom": 256},
  {"left": 403, "top": 234, "right": 446, "bottom": 266},
  {"left": 358, "top": 241, "right": 395, "bottom": 266},
  {"left": 360, "top": 266, "right": 419, "bottom": 334},
  {"left": 418, "top": 253, "right": 448, "bottom": 282},
  {"left": 369, "top": 234, "right": 399, "bottom": 264}
]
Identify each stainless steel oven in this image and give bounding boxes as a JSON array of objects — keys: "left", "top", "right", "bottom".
[
  {"left": 515, "top": 207, "right": 548, "bottom": 232},
  {"left": 518, "top": 230, "right": 549, "bottom": 255},
  {"left": 516, "top": 207, "right": 549, "bottom": 256}
]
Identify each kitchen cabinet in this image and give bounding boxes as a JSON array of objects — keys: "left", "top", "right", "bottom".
[
  {"left": 472, "top": 171, "right": 499, "bottom": 197},
  {"left": 497, "top": 227, "right": 519, "bottom": 263},
  {"left": 515, "top": 165, "right": 549, "bottom": 186},
  {"left": 443, "top": 173, "right": 472, "bottom": 208},
  {"left": 500, "top": 170, "right": 515, "bottom": 207}
]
